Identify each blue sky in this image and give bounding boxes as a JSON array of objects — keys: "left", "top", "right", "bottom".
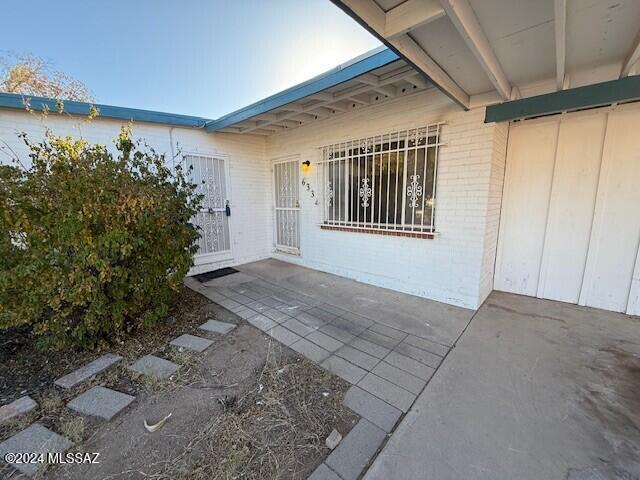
[{"left": 0, "top": 0, "right": 380, "bottom": 119}]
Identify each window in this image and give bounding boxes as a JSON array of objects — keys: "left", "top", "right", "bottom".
[{"left": 320, "top": 124, "right": 442, "bottom": 235}]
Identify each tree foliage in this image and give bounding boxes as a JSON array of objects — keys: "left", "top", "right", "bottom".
[
  {"left": 0, "top": 127, "right": 202, "bottom": 349},
  {"left": 0, "top": 54, "right": 94, "bottom": 102}
]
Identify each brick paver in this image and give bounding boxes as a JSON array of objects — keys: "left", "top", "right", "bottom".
[
  {"left": 357, "top": 373, "right": 416, "bottom": 412},
  {"left": 325, "top": 418, "right": 386, "bottom": 480},
  {"left": 170, "top": 334, "right": 213, "bottom": 352},
  {"left": 54, "top": 353, "right": 122, "bottom": 389},
  {"left": 67, "top": 386, "right": 134, "bottom": 420},
  {"left": 343, "top": 386, "right": 402, "bottom": 433}
]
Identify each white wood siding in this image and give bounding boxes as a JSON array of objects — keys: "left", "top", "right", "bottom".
[{"left": 495, "top": 104, "right": 640, "bottom": 315}]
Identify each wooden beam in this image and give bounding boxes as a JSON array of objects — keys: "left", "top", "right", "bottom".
[
  {"left": 254, "top": 112, "right": 277, "bottom": 122},
  {"left": 405, "top": 74, "right": 430, "bottom": 89},
  {"left": 242, "top": 65, "right": 411, "bottom": 133},
  {"left": 391, "top": 34, "right": 469, "bottom": 107},
  {"left": 332, "top": 0, "right": 469, "bottom": 108},
  {"left": 339, "top": 0, "right": 385, "bottom": 31},
  {"left": 439, "top": 0, "right": 511, "bottom": 100},
  {"left": 621, "top": 29, "right": 640, "bottom": 77},
  {"left": 357, "top": 73, "right": 380, "bottom": 86},
  {"left": 276, "top": 119, "right": 303, "bottom": 128},
  {"left": 385, "top": 0, "right": 445, "bottom": 39},
  {"left": 554, "top": 0, "right": 567, "bottom": 90},
  {"left": 371, "top": 84, "right": 397, "bottom": 97},
  {"left": 309, "top": 92, "right": 335, "bottom": 102}
]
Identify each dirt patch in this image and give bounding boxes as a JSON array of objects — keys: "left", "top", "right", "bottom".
[
  {"left": 1, "top": 286, "right": 358, "bottom": 479},
  {"left": 1, "top": 288, "right": 212, "bottom": 446},
  {"left": 162, "top": 349, "right": 356, "bottom": 480},
  {"left": 44, "top": 328, "right": 356, "bottom": 480},
  {"left": 0, "top": 287, "right": 208, "bottom": 404}
]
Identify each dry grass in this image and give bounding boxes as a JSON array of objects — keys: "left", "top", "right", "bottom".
[
  {"left": 158, "top": 350, "right": 357, "bottom": 480},
  {"left": 59, "top": 416, "right": 85, "bottom": 444}
]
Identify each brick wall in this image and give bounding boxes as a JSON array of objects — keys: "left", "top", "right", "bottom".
[
  {"left": 266, "top": 88, "right": 506, "bottom": 309},
  {"left": 0, "top": 110, "right": 272, "bottom": 272},
  {"left": 0, "top": 88, "right": 508, "bottom": 310}
]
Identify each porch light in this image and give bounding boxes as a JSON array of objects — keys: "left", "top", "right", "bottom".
[{"left": 301, "top": 160, "right": 311, "bottom": 172}]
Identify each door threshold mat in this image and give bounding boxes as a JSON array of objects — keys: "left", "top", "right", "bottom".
[{"left": 193, "top": 267, "right": 239, "bottom": 283}]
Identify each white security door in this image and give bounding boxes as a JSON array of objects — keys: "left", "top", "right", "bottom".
[
  {"left": 185, "top": 154, "right": 232, "bottom": 265},
  {"left": 273, "top": 159, "right": 300, "bottom": 253},
  {"left": 494, "top": 105, "right": 640, "bottom": 315}
]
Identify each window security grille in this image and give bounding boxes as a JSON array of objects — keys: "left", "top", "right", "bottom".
[{"left": 319, "top": 124, "right": 442, "bottom": 234}]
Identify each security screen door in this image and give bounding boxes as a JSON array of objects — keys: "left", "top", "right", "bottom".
[
  {"left": 273, "top": 159, "right": 300, "bottom": 253},
  {"left": 185, "top": 154, "right": 232, "bottom": 265}
]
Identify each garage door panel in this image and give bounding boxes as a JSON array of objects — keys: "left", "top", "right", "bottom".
[
  {"left": 579, "top": 108, "right": 640, "bottom": 312},
  {"left": 496, "top": 105, "right": 640, "bottom": 315},
  {"left": 537, "top": 114, "right": 606, "bottom": 303},
  {"left": 494, "top": 119, "right": 559, "bottom": 296}
]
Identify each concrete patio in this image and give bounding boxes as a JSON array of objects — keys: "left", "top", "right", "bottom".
[
  {"left": 365, "top": 291, "right": 640, "bottom": 480},
  {"left": 188, "top": 259, "right": 640, "bottom": 479}
]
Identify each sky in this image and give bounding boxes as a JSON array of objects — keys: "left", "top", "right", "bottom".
[{"left": 0, "top": 0, "right": 381, "bottom": 119}]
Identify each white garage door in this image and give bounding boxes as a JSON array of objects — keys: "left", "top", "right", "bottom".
[{"left": 495, "top": 104, "right": 640, "bottom": 315}]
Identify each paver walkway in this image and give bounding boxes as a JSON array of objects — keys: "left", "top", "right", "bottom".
[
  {"left": 0, "top": 301, "right": 238, "bottom": 477},
  {"left": 186, "top": 259, "right": 474, "bottom": 480}
]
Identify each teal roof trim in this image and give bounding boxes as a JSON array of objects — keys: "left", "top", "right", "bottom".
[
  {"left": 0, "top": 92, "right": 211, "bottom": 128},
  {"left": 204, "top": 46, "right": 399, "bottom": 132},
  {"left": 485, "top": 76, "right": 640, "bottom": 123}
]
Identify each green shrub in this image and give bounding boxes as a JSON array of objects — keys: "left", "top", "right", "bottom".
[{"left": 0, "top": 126, "right": 202, "bottom": 350}]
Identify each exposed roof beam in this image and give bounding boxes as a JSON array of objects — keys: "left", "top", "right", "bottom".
[
  {"left": 405, "top": 74, "right": 430, "bottom": 89},
  {"left": 385, "top": 0, "right": 445, "bottom": 39},
  {"left": 281, "top": 103, "right": 304, "bottom": 112},
  {"left": 439, "top": 0, "right": 511, "bottom": 100},
  {"left": 309, "top": 92, "right": 335, "bottom": 102},
  {"left": 392, "top": 34, "right": 469, "bottom": 106},
  {"left": 347, "top": 96, "right": 370, "bottom": 105},
  {"left": 326, "top": 101, "right": 350, "bottom": 112},
  {"left": 218, "top": 127, "right": 242, "bottom": 134},
  {"left": 241, "top": 65, "right": 415, "bottom": 133},
  {"left": 371, "top": 84, "right": 396, "bottom": 97},
  {"left": 276, "top": 119, "right": 303, "bottom": 128},
  {"left": 554, "top": 0, "right": 567, "bottom": 90},
  {"left": 331, "top": 0, "right": 469, "bottom": 108},
  {"left": 289, "top": 112, "right": 317, "bottom": 122},
  {"left": 254, "top": 112, "right": 278, "bottom": 122},
  {"left": 357, "top": 73, "right": 380, "bottom": 86},
  {"left": 621, "top": 29, "right": 640, "bottom": 77}
]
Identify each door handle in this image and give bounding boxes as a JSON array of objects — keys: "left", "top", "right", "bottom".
[{"left": 225, "top": 200, "right": 231, "bottom": 217}]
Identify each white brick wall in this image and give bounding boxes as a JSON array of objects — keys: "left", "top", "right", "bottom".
[
  {"left": 0, "top": 110, "right": 272, "bottom": 272},
  {"left": 266, "top": 88, "right": 506, "bottom": 309},
  {"left": 0, "top": 88, "right": 507, "bottom": 310},
  {"left": 478, "top": 121, "right": 508, "bottom": 305}
]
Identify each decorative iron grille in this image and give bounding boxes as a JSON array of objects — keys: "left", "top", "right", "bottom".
[{"left": 319, "top": 124, "right": 442, "bottom": 234}]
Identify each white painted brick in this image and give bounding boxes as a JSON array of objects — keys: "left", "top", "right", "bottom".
[
  {"left": 1, "top": 85, "right": 508, "bottom": 310},
  {"left": 266, "top": 89, "right": 506, "bottom": 309},
  {"left": 0, "top": 110, "right": 272, "bottom": 272}
]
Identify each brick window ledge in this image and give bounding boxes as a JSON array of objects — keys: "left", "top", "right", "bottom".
[{"left": 320, "top": 224, "right": 435, "bottom": 239}]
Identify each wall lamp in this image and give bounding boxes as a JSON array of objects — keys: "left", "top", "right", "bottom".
[{"left": 301, "top": 160, "right": 311, "bottom": 172}]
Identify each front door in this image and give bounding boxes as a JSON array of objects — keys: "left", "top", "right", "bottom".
[
  {"left": 185, "top": 154, "right": 232, "bottom": 266},
  {"left": 273, "top": 159, "right": 300, "bottom": 254}
]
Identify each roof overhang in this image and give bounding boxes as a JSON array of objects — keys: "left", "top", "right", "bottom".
[
  {"left": 0, "top": 92, "right": 211, "bottom": 128},
  {"left": 205, "top": 47, "right": 435, "bottom": 135},
  {"left": 330, "top": 0, "right": 640, "bottom": 116}
]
